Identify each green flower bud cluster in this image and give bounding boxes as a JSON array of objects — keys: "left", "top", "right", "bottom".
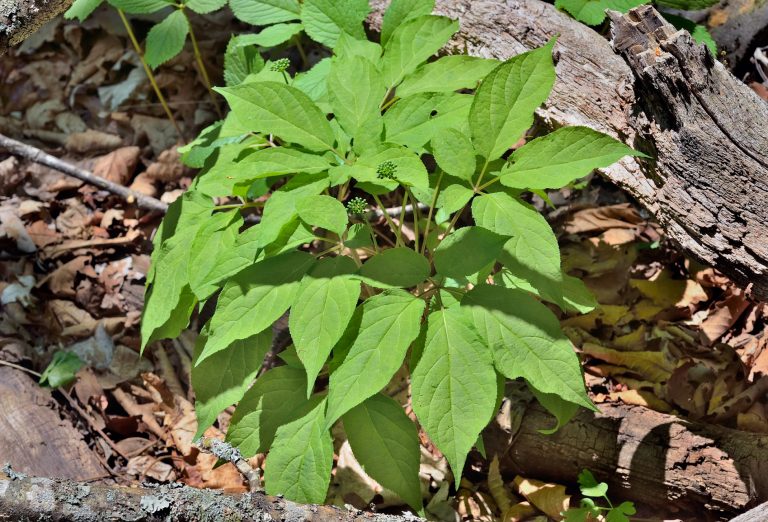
[
  {"left": 346, "top": 197, "right": 368, "bottom": 215},
  {"left": 270, "top": 58, "right": 291, "bottom": 72},
  {"left": 376, "top": 160, "right": 397, "bottom": 180}
]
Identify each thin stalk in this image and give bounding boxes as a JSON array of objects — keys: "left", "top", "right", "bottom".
[
  {"left": 314, "top": 244, "right": 343, "bottom": 258},
  {"left": 294, "top": 35, "right": 308, "bottom": 69},
  {"left": 185, "top": 11, "right": 223, "bottom": 118},
  {"left": 117, "top": 9, "right": 183, "bottom": 140},
  {"left": 420, "top": 170, "right": 444, "bottom": 255},
  {"left": 406, "top": 187, "right": 422, "bottom": 253},
  {"left": 398, "top": 189, "right": 409, "bottom": 245},
  {"left": 372, "top": 193, "right": 402, "bottom": 247},
  {"left": 473, "top": 160, "right": 491, "bottom": 191},
  {"left": 476, "top": 174, "right": 501, "bottom": 193}
]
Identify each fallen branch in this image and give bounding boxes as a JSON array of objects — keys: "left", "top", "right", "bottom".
[
  {"left": 0, "top": 469, "right": 420, "bottom": 522},
  {"left": 485, "top": 388, "right": 768, "bottom": 519},
  {"left": 0, "top": 133, "right": 168, "bottom": 213}
]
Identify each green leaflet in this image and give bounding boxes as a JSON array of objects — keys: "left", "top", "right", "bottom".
[
  {"left": 300, "top": 0, "right": 370, "bottom": 47},
  {"left": 234, "top": 23, "right": 304, "bottom": 48},
  {"left": 188, "top": 210, "right": 243, "bottom": 300},
  {"left": 293, "top": 58, "right": 332, "bottom": 107},
  {"left": 326, "top": 290, "right": 424, "bottom": 425},
  {"left": 145, "top": 10, "right": 189, "bottom": 69},
  {"left": 433, "top": 227, "right": 508, "bottom": 278},
  {"left": 343, "top": 394, "right": 422, "bottom": 511},
  {"left": 197, "top": 250, "right": 315, "bottom": 363},
  {"left": 529, "top": 384, "right": 580, "bottom": 435},
  {"left": 264, "top": 397, "right": 333, "bottom": 503},
  {"left": 200, "top": 147, "right": 332, "bottom": 196},
  {"left": 500, "top": 127, "right": 641, "bottom": 190},
  {"left": 65, "top": 0, "right": 103, "bottom": 20},
  {"left": 290, "top": 256, "right": 361, "bottom": 393},
  {"left": 328, "top": 55, "right": 387, "bottom": 139},
  {"left": 554, "top": 0, "right": 645, "bottom": 25},
  {"left": 226, "top": 366, "right": 310, "bottom": 456},
  {"left": 106, "top": 0, "right": 168, "bottom": 14},
  {"left": 461, "top": 284, "right": 593, "bottom": 410},
  {"left": 186, "top": 0, "right": 227, "bottom": 14},
  {"left": 397, "top": 56, "right": 500, "bottom": 98},
  {"left": 469, "top": 40, "right": 556, "bottom": 160},
  {"left": 384, "top": 92, "right": 472, "bottom": 150},
  {"left": 224, "top": 35, "right": 266, "bottom": 87},
  {"left": 216, "top": 82, "right": 335, "bottom": 152},
  {"left": 192, "top": 327, "right": 272, "bottom": 439},
  {"left": 380, "top": 0, "right": 435, "bottom": 45},
  {"left": 40, "top": 351, "right": 84, "bottom": 388},
  {"left": 497, "top": 269, "right": 597, "bottom": 314},
  {"left": 381, "top": 15, "right": 459, "bottom": 88},
  {"left": 229, "top": 0, "right": 300, "bottom": 25},
  {"left": 334, "top": 33, "right": 382, "bottom": 64},
  {"left": 472, "top": 192, "right": 564, "bottom": 308},
  {"left": 431, "top": 128, "right": 477, "bottom": 181},
  {"left": 296, "top": 195, "right": 348, "bottom": 235},
  {"left": 411, "top": 307, "right": 497, "bottom": 485},
  {"left": 356, "top": 247, "right": 431, "bottom": 288},
  {"left": 434, "top": 180, "right": 473, "bottom": 224}
]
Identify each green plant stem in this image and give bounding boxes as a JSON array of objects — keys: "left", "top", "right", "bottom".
[
  {"left": 294, "top": 35, "right": 308, "bottom": 69},
  {"left": 117, "top": 9, "right": 183, "bottom": 141},
  {"left": 213, "top": 201, "right": 264, "bottom": 211},
  {"left": 473, "top": 160, "right": 491, "bottom": 191},
  {"left": 405, "top": 187, "right": 420, "bottom": 253},
  {"left": 372, "top": 193, "right": 402, "bottom": 247},
  {"left": 314, "top": 244, "right": 343, "bottom": 258},
  {"left": 185, "top": 12, "right": 223, "bottom": 119},
  {"left": 420, "top": 170, "right": 444, "bottom": 255},
  {"left": 398, "top": 189, "right": 409, "bottom": 244}
]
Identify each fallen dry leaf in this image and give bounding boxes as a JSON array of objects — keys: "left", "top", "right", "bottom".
[
  {"left": 145, "top": 147, "right": 185, "bottom": 182},
  {"left": 65, "top": 129, "right": 123, "bottom": 154},
  {"left": 92, "top": 146, "right": 141, "bottom": 185},
  {"left": 513, "top": 476, "right": 570, "bottom": 520}
]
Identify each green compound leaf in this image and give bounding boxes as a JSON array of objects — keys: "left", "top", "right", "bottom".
[
  {"left": 461, "top": 284, "right": 593, "bottom": 410},
  {"left": 411, "top": 307, "right": 497, "bottom": 486},
  {"left": 264, "top": 397, "right": 333, "bottom": 504},
  {"left": 472, "top": 192, "right": 564, "bottom": 308},
  {"left": 381, "top": 15, "right": 459, "bottom": 88},
  {"left": 555, "top": 0, "right": 644, "bottom": 25},
  {"left": 229, "top": 0, "right": 300, "bottom": 25},
  {"left": 186, "top": 0, "right": 227, "bottom": 14},
  {"left": 469, "top": 40, "right": 556, "bottom": 160},
  {"left": 216, "top": 82, "right": 335, "bottom": 152},
  {"left": 145, "top": 10, "right": 190, "bottom": 69},
  {"left": 384, "top": 92, "right": 472, "bottom": 150},
  {"left": 433, "top": 227, "right": 508, "bottom": 279},
  {"left": 296, "top": 195, "right": 349, "bottom": 235},
  {"left": 40, "top": 351, "right": 84, "bottom": 388},
  {"left": 226, "top": 366, "right": 310, "bottom": 457},
  {"left": 328, "top": 55, "right": 387, "bottom": 139},
  {"left": 380, "top": 0, "right": 435, "bottom": 46},
  {"left": 65, "top": 0, "right": 103, "bottom": 21},
  {"left": 356, "top": 247, "right": 431, "bottom": 288},
  {"left": 431, "top": 128, "right": 477, "bottom": 181},
  {"left": 192, "top": 327, "right": 272, "bottom": 439},
  {"left": 397, "top": 55, "right": 500, "bottom": 98},
  {"left": 198, "top": 250, "right": 315, "bottom": 363},
  {"left": 343, "top": 394, "right": 422, "bottom": 511},
  {"left": 300, "top": 0, "right": 370, "bottom": 47},
  {"left": 326, "top": 290, "right": 424, "bottom": 424},
  {"left": 500, "top": 127, "right": 641, "bottom": 190},
  {"left": 290, "top": 256, "right": 361, "bottom": 393},
  {"left": 107, "top": 0, "right": 169, "bottom": 14}
]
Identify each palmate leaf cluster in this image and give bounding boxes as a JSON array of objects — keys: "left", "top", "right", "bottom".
[{"left": 139, "top": 0, "right": 643, "bottom": 509}]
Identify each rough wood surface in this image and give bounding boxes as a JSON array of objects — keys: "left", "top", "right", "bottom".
[
  {"left": 0, "top": 0, "right": 70, "bottom": 53},
  {"left": 486, "top": 392, "right": 768, "bottom": 520},
  {"left": 730, "top": 501, "right": 768, "bottom": 522},
  {"left": 369, "top": 1, "right": 768, "bottom": 300},
  {"left": 0, "top": 366, "right": 106, "bottom": 481},
  {"left": 0, "top": 471, "right": 420, "bottom": 522}
]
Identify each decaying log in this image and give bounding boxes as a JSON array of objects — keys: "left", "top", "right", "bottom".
[
  {"left": 368, "top": 1, "right": 768, "bottom": 300},
  {"left": 485, "top": 392, "right": 768, "bottom": 520},
  {"left": 0, "top": 0, "right": 70, "bottom": 54},
  {"left": 0, "top": 471, "right": 420, "bottom": 522}
]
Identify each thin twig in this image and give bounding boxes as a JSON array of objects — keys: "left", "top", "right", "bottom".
[
  {"left": 61, "top": 390, "right": 131, "bottom": 461},
  {"left": 0, "top": 133, "right": 168, "bottom": 213},
  {"left": 0, "top": 360, "right": 41, "bottom": 377}
]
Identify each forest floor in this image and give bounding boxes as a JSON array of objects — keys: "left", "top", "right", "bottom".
[{"left": 1, "top": 7, "right": 768, "bottom": 522}]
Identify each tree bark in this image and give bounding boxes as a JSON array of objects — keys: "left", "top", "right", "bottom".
[
  {"left": 0, "top": 471, "right": 418, "bottom": 522},
  {"left": 0, "top": 0, "right": 71, "bottom": 54},
  {"left": 485, "top": 392, "right": 768, "bottom": 520},
  {"left": 368, "top": 1, "right": 768, "bottom": 300}
]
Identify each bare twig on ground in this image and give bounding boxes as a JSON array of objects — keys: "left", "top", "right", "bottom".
[{"left": 0, "top": 133, "right": 168, "bottom": 213}]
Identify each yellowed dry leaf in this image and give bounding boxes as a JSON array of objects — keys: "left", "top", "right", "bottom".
[
  {"left": 513, "top": 476, "right": 570, "bottom": 520},
  {"left": 92, "top": 146, "right": 141, "bottom": 185}
]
